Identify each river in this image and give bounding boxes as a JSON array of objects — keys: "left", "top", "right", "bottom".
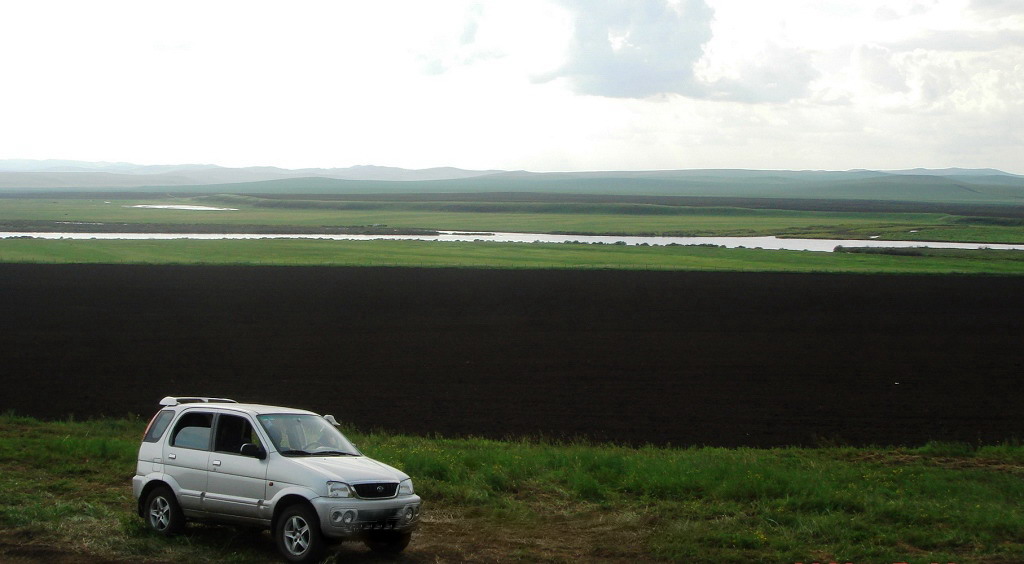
[{"left": 3, "top": 230, "right": 1023, "bottom": 252}]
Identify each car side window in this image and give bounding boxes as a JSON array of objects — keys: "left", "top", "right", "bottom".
[
  {"left": 214, "top": 414, "right": 261, "bottom": 454},
  {"left": 170, "top": 412, "right": 213, "bottom": 450}
]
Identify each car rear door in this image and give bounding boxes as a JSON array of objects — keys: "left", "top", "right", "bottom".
[{"left": 163, "top": 410, "right": 213, "bottom": 511}]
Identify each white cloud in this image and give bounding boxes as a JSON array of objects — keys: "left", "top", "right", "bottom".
[
  {"left": 538, "top": 0, "right": 820, "bottom": 103},
  {"left": 539, "top": 0, "right": 714, "bottom": 98},
  {"left": 970, "top": 0, "right": 1024, "bottom": 17},
  {"left": 854, "top": 44, "right": 909, "bottom": 93}
]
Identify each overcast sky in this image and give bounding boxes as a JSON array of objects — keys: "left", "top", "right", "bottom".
[{"left": 1, "top": 1, "right": 1022, "bottom": 173}]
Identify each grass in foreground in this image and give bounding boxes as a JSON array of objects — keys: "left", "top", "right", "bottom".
[
  {"left": 1, "top": 413, "right": 1022, "bottom": 563},
  {"left": 1, "top": 238, "right": 1024, "bottom": 274}
]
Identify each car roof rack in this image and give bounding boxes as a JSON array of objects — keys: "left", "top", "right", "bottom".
[{"left": 160, "top": 396, "right": 238, "bottom": 406}]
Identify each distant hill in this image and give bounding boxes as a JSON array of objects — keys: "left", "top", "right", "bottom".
[
  {"left": 0, "top": 160, "right": 503, "bottom": 188},
  {"left": 1, "top": 160, "right": 1023, "bottom": 205}
]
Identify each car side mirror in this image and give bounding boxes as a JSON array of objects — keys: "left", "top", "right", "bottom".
[{"left": 240, "top": 443, "right": 266, "bottom": 460}]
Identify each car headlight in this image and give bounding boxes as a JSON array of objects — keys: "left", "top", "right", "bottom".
[
  {"left": 398, "top": 478, "right": 414, "bottom": 496},
  {"left": 327, "top": 481, "right": 352, "bottom": 498}
]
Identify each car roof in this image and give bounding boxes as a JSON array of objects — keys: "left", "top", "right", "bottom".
[{"left": 171, "top": 403, "right": 318, "bottom": 417}]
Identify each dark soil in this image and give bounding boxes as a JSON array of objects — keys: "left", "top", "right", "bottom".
[{"left": 2, "top": 264, "right": 1021, "bottom": 447}]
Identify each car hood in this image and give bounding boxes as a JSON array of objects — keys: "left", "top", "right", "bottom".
[{"left": 285, "top": 455, "right": 409, "bottom": 484}]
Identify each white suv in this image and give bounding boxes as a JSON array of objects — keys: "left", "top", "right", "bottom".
[{"left": 132, "top": 397, "right": 422, "bottom": 562}]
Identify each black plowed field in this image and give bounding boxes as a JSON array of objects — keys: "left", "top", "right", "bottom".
[{"left": 2, "top": 264, "right": 1021, "bottom": 447}]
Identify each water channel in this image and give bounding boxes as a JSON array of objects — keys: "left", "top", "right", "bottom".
[{"left": 3, "top": 230, "right": 1023, "bottom": 252}]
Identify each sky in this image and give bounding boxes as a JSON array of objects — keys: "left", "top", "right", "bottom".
[{"left": 1, "top": 0, "right": 1022, "bottom": 173}]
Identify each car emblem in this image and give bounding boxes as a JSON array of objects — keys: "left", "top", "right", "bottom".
[{"left": 377, "top": 485, "right": 385, "bottom": 493}]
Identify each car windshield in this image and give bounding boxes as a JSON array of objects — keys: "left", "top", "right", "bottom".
[{"left": 257, "top": 414, "right": 360, "bottom": 456}]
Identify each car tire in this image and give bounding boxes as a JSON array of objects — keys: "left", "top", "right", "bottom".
[
  {"left": 144, "top": 486, "right": 184, "bottom": 535},
  {"left": 364, "top": 531, "right": 412, "bottom": 554},
  {"left": 275, "top": 504, "right": 326, "bottom": 563}
]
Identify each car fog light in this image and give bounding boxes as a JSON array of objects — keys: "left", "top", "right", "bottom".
[
  {"left": 330, "top": 510, "right": 343, "bottom": 524},
  {"left": 404, "top": 507, "right": 415, "bottom": 522},
  {"left": 343, "top": 510, "right": 356, "bottom": 524}
]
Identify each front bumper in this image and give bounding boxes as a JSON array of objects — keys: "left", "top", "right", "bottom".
[{"left": 311, "top": 494, "right": 422, "bottom": 539}]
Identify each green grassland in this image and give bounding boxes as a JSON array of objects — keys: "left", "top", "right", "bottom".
[
  {"left": 3, "top": 195, "right": 1022, "bottom": 274},
  {"left": 1, "top": 414, "right": 1022, "bottom": 563},
  {"left": 3, "top": 238, "right": 1024, "bottom": 274},
  {"left": 2, "top": 196, "right": 1024, "bottom": 243},
  {"left": 9, "top": 168, "right": 1021, "bottom": 205}
]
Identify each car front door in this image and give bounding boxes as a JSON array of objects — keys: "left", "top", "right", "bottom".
[{"left": 204, "top": 413, "right": 268, "bottom": 520}]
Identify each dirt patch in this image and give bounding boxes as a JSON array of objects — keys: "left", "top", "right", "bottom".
[
  {"left": 402, "top": 505, "right": 648, "bottom": 562},
  {"left": 0, "top": 512, "right": 650, "bottom": 564},
  {"left": 0, "top": 532, "right": 120, "bottom": 564},
  {"left": 1, "top": 264, "right": 1022, "bottom": 447},
  {"left": 847, "top": 452, "right": 1024, "bottom": 474}
]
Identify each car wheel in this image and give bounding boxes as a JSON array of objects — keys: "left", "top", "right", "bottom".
[
  {"left": 275, "top": 504, "right": 326, "bottom": 563},
  {"left": 364, "top": 531, "right": 412, "bottom": 554},
  {"left": 144, "top": 486, "right": 184, "bottom": 535}
]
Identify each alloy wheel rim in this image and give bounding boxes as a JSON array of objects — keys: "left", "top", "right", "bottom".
[
  {"left": 283, "top": 515, "right": 310, "bottom": 555},
  {"left": 149, "top": 496, "right": 170, "bottom": 530}
]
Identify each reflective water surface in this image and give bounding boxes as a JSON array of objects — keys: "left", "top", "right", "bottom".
[
  {"left": 127, "top": 204, "right": 239, "bottom": 211},
  {"left": 4, "top": 230, "right": 1023, "bottom": 252}
]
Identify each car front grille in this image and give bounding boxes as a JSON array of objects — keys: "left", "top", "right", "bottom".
[
  {"left": 357, "top": 508, "right": 399, "bottom": 522},
  {"left": 352, "top": 482, "right": 399, "bottom": 499}
]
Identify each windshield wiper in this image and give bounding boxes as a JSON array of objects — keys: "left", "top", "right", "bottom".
[{"left": 278, "top": 449, "right": 359, "bottom": 457}]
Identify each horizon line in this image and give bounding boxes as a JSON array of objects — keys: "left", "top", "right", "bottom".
[{"left": 0, "top": 158, "right": 1019, "bottom": 177}]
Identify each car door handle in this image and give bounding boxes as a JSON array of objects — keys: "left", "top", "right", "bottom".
[
  {"left": 168, "top": 453, "right": 176, "bottom": 460},
  {"left": 212, "top": 460, "right": 221, "bottom": 466}
]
